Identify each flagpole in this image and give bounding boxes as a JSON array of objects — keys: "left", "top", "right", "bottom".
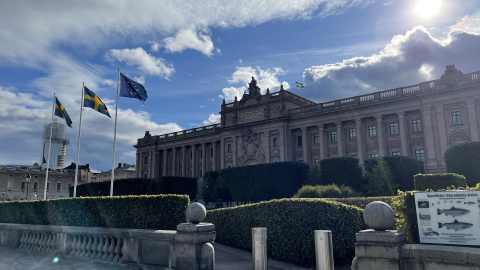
[
  {"left": 44, "top": 93, "right": 56, "bottom": 200},
  {"left": 73, "top": 83, "right": 85, "bottom": 197},
  {"left": 110, "top": 69, "right": 120, "bottom": 197}
]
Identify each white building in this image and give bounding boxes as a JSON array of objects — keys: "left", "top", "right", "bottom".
[{"left": 40, "top": 119, "right": 70, "bottom": 170}]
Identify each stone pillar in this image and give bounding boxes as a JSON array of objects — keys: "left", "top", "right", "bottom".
[
  {"left": 233, "top": 137, "right": 238, "bottom": 167},
  {"left": 336, "top": 122, "right": 344, "bottom": 157},
  {"left": 467, "top": 100, "right": 479, "bottom": 141},
  {"left": 136, "top": 153, "right": 140, "bottom": 178},
  {"left": 318, "top": 125, "right": 326, "bottom": 159},
  {"left": 182, "top": 146, "right": 187, "bottom": 177},
  {"left": 172, "top": 148, "right": 177, "bottom": 177},
  {"left": 201, "top": 143, "right": 207, "bottom": 177},
  {"left": 302, "top": 127, "right": 309, "bottom": 163},
  {"left": 376, "top": 116, "right": 386, "bottom": 157},
  {"left": 212, "top": 141, "right": 217, "bottom": 171},
  {"left": 355, "top": 119, "right": 364, "bottom": 166},
  {"left": 436, "top": 107, "right": 448, "bottom": 165},
  {"left": 279, "top": 129, "right": 285, "bottom": 161},
  {"left": 398, "top": 112, "right": 409, "bottom": 157},
  {"left": 264, "top": 133, "right": 270, "bottom": 163},
  {"left": 422, "top": 107, "right": 437, "bottom": 167},
  {"left": 192, "top": 145, "right": 197, "bottom": 177},
  {"left": 220, "top": 140, "right": 225, "bottom": 169},
  {"left": 163, "top": 150, "right": 168, "bottom": 177}
]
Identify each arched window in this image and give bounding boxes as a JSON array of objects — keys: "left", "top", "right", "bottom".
[
  {"left": 273, "top": 137, "right": 278, "bottom": 147},
  {"left": 227, "top": 144, "right": 232, "bottom": 153}
]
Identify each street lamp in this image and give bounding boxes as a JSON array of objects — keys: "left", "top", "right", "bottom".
[{"left": 25, "top": 174, "right": 31, "bottom": 200}]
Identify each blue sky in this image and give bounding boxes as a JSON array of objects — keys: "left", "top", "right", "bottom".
[{"left": 0, "top": 0, "right": 479, "bottom": 172}]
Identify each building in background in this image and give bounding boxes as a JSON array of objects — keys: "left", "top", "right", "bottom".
[
  {"left": 94, "top": 163, "right": 136, "bottom": 183},
  {"left": 63, "top": 162, "right": 92, "bottom": 184},
  {"left": 135, "top": 65, "right": 480, "bottom": 178},
  {"left": 40, "top": 119, "right": 70, "bottom": 170}
]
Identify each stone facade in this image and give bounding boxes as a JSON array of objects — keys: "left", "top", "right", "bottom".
[{"left": 135, "top": 66, "right": 480, "bottom": 178}]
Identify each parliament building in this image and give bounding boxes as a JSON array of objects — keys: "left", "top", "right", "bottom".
[{"left": 135, "top": 65, "right": 480, "bottom": 179}]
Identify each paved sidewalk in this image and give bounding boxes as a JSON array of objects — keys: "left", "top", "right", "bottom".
[{"left": 0, "top": 244, "right": 350, "bottom": 270}]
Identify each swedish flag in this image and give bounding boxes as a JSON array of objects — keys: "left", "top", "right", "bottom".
[
  {"left": 54, "top": 97, "right": 73, "bottom": 128},
  {"left": 84, "top": 86, "right": 111, "bottom": 118},
  {"left": 296, "top": 82, "right": 304, "bottom": 88},
  {"left": 119, "top": 73, "right": 148, "bottom": 103}
]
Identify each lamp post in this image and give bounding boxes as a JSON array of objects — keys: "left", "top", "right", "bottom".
[{"left": 25, "top": 174, "right": 31, "bottom": 200}]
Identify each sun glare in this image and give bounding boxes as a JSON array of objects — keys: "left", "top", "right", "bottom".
[{"left": 415, "top": 0, "right": 442, "bottom": 18}]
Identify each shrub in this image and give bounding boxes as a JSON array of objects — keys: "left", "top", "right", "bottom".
[
  {"left": 72, "top": 177, "right": 197, "bottom": 200},
  {"left": 364, "top": 156, "right": 424, "bottom": 191},
  {"left": 202, "top": 171, "right": 219, "bottom": 202},
  {"left": 320, "top": 157, "right": 365, "bottom": 191},
  {"left": 325, "top": 196, "right": 394, "bottom": 209},
  {"left": 306, "top": 164, "right": 322, "bottom": 185},
  {"left": 205, "top": 199, "right": 365, "bottom": 267},
  {"left": 391, "top": 191, "right": 419, "bottom": 243},
  {"left": 0, "top": 195, "right": 189, "bottom": 230},
  {"left": 294, "top": 184, "right": 357, "bottom": 198},
  {"left": 414, "top": 173, "right": 466, "bottom": 191},
  {"left": 365, "top": 158, "right": 397, "bottom": 196},
  {"left": 445, "top": 142, "right": 480, "bottom": 186}
]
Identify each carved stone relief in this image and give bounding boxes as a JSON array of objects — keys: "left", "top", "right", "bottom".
[{"left": 238, "top": 129, "right": 265, "bottom": 165}]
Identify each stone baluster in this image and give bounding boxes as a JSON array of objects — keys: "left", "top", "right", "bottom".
[
  {"left": 96, "top": 236, "right": 105, "bottom": 259},
  {"left": 37, "top": 233, "right": 45, "bottom": 251},
  {"left": 33, "top": 232, "right": 40, "bottom": 251},
  {"left": 28, "top": 232, "right": 35, "bottom": 250},
  {"left": 19, "top": 231, "right": 27, "bottom": 249},
  {"left": 70, "top": 235, "right": 78, "bottom": 255},
  {"left": 90, "top": 235, "right": 99, "bottom": 259},
  {"left": 113, "top": 237, "right": 123, "bottom": 262},
  {"left": 85, "top": 235, "right": 93, "bottom": 258},
  {"left": 51, "top": 233, "right": 57, "bottom": 253},
  {"left": 108, "top": 237, "right": 116, "bottom": 261},
  {"left": 75, "top": 235, "right": 83, "bottom": 257},
  {"left": 102, "top": 236, "right": 110, "bottom": 260},
  {"left": 45, "top": 233, "right": 52, "bottom": 253},
  {"left": 24, "top": 232, "right": 30, "bottom": 250},
  {"left": 80, "top": 235, "right": 87, "bottom": 257}
]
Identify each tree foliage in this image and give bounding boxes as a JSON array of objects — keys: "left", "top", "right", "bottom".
[{"left": 445, "top": 142, "right": 480, "bottom": 187}]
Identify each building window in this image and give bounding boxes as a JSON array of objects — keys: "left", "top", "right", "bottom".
[
  {"left": 211, "top": 148, "right": 213, "bottom": 157},
  {"left": 415, "top": 149, "right": 425, "bottom": 161},
  {"left": 56, "top": 183, "right": 61, "bottom": 191},
  {"left": 351, "top": 155, "right": 358, "bottom": 159},
  {"left": 9, "top": 174, "right": 13, "bottom": 178},
  {"left": 392, "top": 151, "right": 400, "bottom": 156},
  {"left": 330, "top": 131, "right": 337, "bottom": 142},
  {"left": 21, "top": 182, "right": 26, "bottom": 190},
  {"left": 227, "top": 144, "right": 232, "bottom": 153},
  {"left": 368, "top": 126, "right": 376, "bottom": 137},
  {"left": 7, "top": 181, "right": 13, "bottom": 190},
  {"left": 348, "top": 128, "right": 356, "bottom": 140},
  {"left": 314, "top": 159, "right": 320, "bottom": 165},
  {"left": 452, "top": 111, "right": 461, "bottom": 125},
  {"left": 297, "top": 136, "right": 303, "bottom": 146},
  {"left": 47, "top": 183, "right": 50, "bottom": 191},
  {"left": 144, "top": 156, "right": 148, "bottom": 164},
  {"left": 57, "top": 176, "right": 62, "bottom": 180},
  {"left": 313, "top": 133, "right": 319, "bottom": 144},
  {"left": 33, "top": 182, "right": 39, "bottom": 190},
  {"left": 370, "top": 153, "right": 379, "bottom": 158},
  {"left": 389, "top": 123, "right": 399, "bottom": 135},
  {"left": 273, "top": 137, "right": 278, "bottom": 147},
  {"left": 412, "top": 119, "right": 422, "bottom": 132}
]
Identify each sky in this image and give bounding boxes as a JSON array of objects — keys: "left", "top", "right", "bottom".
[{"left": 0, "top": 0, "right": 479, "bottom": 173}]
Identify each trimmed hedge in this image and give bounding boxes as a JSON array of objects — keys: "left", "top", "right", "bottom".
[
  {"left": 0, "top": 195, "right": 189, "bottom": 230},
  {"left": 391, "top": 191, "right": 419, "bottom": 243},
  {"left": 325, "top": 196, "right": 394, "bottom": 209},
  {"left": 445, "top": 142, "right": 480, "bottom": 186},
  {"left": 294, "top": 184, "right": 358, "bottom": 198},
  {"left": 320, "top": 157, "right": 365, "bottom": 191},
  {"left": 365, "top": 156, "right": 424, "bottom": 191},
  {"left": 72, "top": 177, "right": 197, "bottom": 200},
  {"left": 205, "top": 198, "right": 365, "bottom": 267},
  {"left": 414, "top": 173, "right": 466, "bottom": 191},
  {"left": 208, "top": 162, "right": 308, "bottom": 202}
]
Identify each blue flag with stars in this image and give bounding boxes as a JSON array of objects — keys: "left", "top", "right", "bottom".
[
  {"left": 119, "top": 73, "right": 148, "bottom": 103},
  {"left": 54, "top": 97, "right": 73, "bottom": 128},
  {"left": 84, "top": 86, "right": 111, "bottom": 118}
]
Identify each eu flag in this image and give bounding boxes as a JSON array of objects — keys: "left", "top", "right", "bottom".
[
  {"left": 84, "top": 86, "right": 111, "bottom": 118},
  {"left": 54, "top": 97, "right": 73, "bottom": 128},
  {"left": 296, "top": 82, "right": 304, "bottom": 88},
  {"left": 119, "top": 73, "right": 148, "bottom": 103}
]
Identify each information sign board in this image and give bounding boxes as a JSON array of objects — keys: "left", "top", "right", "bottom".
[{"left": 414, "top": 191, "right": 480, "bottom": 246}]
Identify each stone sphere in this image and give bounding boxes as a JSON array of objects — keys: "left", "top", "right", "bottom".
[
  {"left": 186, "top": 202, "right": 207, "bottom": 224},
  {"left": 363, "top": 201, "right": 396, "bottom": 230}
]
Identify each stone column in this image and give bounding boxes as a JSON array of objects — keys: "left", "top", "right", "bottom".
[
  {"left": 192, "top": 145, "right": 197, "bottom": 177},
  {"left": 212, "top": 141, "right": 217, "bottom": 171},
  {"left": 467, "top": 100, "right": 479, "bottom": 141},
  {"left": 302, "top": 127, "right": 309, "bottom": 163},
  {"left": 422, "top": 107, "right": 437, "bottom": 167},
  {"left": 136, "top": 153, "right": 140, "bottom": 178},
  {"left": 220, "top": 139, "right": 225, "bottom": 169},
  {"left": 182, "top": 146, "right": 187, "bottom": 177},
  {"left": 318, "top": 125, "right": 326, "bottom": 159},
  {"left": 202, "top": 143, "right": 207, "bottom": 177},
  {"left": 279, "top": 129, "right": 285, "bottom": 161},
  {"left": 233, "top": 136, "right": 238, "bottom": 167},
  {"left": 172, "top": 148, "right": 177, "bottom": 177},
  {"left": 398, "top": 112, "right": 409, "bottom": 157},
  {"left": 336, "top": 122, "right": 344, "bottom": 157},
  {"left": 163, "top": 150, "right": 168, "bottom": 177},
  {"left": 355, "top": 119, "right": 364, "bottom": 166},
  {"left": 264, "top": 133, "right": 270, "bottom": 163},
  {"left": 376, "top": 116, "right": 386, "bottom": 157},
  {"left": 436, "top": 107, "right": 448, "bottom": 165},
  {"left": 150, "top": 150, "right": 154, "bottom": 178}
]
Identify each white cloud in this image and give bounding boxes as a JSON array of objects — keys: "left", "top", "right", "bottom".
[
  {"left": 105, "top": 47, "right": 175, "bottom": 79},
  {"left": 227, "top": 66, "right": 287, "bottom": 96},
  {"left": 163, "top": 29, "right": 216, "bottom": 57},
  {"left": 203, "top": 114, "right": 221, "bottom": 125},
  {"left": 220, "top": 86, "right": 247, "bottom": 102},
  {"left": 302, "top": 26, "right": 480, "bottom": 102},
  {"left": 149, "top": 41, "right": 161, "bottom": 52}
]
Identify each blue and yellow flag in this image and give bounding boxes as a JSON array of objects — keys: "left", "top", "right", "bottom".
[
  {"left": 54, "top": 97, "right": 73, "bottom": 128},
  {"left": 84, "top": 86, "right": 111, "bottom": 118},
  {"left": 296, "top": 82, "right": 304, "bottom": 88},
  {"left": 119, "top": 73, "right": 148, "bottom": 103}
]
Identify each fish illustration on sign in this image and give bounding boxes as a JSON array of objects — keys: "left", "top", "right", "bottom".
[
  {"left": 437, "top": 206, "right": 470, "bottom": 217},
  {"left": 438, "top": 220, "right": 473, "bottom": 231}
]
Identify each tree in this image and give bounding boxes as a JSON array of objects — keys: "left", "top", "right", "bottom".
[
  {"left": 365, "top": 158, "right": 396, "bottom": 196},
  {"left": 305, "top": 164, "right": 322, "bottom": 186},
  {"left": 445, "top": 142, "right": 480, "bottom": 187}
]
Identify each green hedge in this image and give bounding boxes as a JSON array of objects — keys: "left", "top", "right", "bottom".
[
  {"left": 0, "top": 195, "right": 189, "bottom": 230},
  {"left": 320, "top": 157, "right": 365, "bottom": 191},
  {"left": 364, "top": 156, "right": 424, "bottom": 191},
  {"left": 207, "top": 162, "right": 308, "bottom": 202},
  {"left": 325, "top": 196, "right": 394, "bottom": 209},
  {"left": 72, "top": 177, "right": 197, "bottom": 200},
  {"left": 445, "top": 142, "right": 480, "bottom": 186},
  {"left": 294, "top": 184, "right": 358, "bottom": 198},
  {"left": 205, "top": 199, "right": 365, "bottom": 267},
  {"left": 414, "top": 173, "right": 466, "bottom": 191}
]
